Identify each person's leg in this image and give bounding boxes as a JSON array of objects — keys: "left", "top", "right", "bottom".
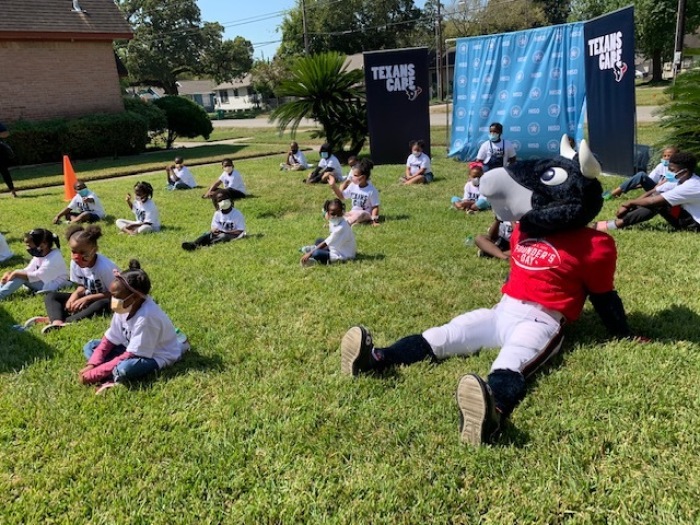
[
  {"left": 310, "top": 248, "right": 331, "bottom": 264},
  {"left": 210, "top": 232, "right": 241, "bottom": 245},
  {"left": 404, "top": 175, "right": 426, "bottom": 185},
  {"left": 0, "top": 277, "right": 29, "bottom": 300},
  {"left": 113, "top": 357, "right": 160, "bottom": 382},
  {"left": 83, "top": 339, "right": 127, "bottom": 361},
  {"left": 617, "top": 171, "right": 647, "bottom": 194},
  {"left": 344, "top": 210, "right": 371, "bottom": 225},
  {"left": 228, "top": 189, "right": 246, "bottom": 200},
  {"left": 44, "top": 291, "right": 71, "bottom": 322},
  {"left": 65, "top": 298, "right": 111, "bottom": 322},
  {"left": 136, "top": 224, "right": 154, "bottom": 234},
  {"left": 174, "top": 181, "right": 191, "bottom": 190},
  {"left": 307, "top": 167, "right": 324, "bottom": 183},
  {"left": 0, "top": 161, "right": 16, "bottom": 195},
  {"left": 115, "top": 219, "right": 138, "bottom": 232},
  {"left": 193, "top": 232, "right": 215, "bottom": 247},
  {"left": 620, "top": 205, "right": 661, "bottom": 228}
]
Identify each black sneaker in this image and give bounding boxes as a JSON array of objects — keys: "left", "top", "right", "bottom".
[
  {"left": 182, "top": 242, "right": 197, "bottom": 251},
  {"left": 340, "top": 325, "right": 375, "bottom": 376},
  {"left": 456, "top": 374, "right": 502, "bottom": 445}
]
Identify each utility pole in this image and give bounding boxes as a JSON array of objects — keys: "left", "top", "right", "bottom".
[
  {"left": 435, "top": 0, "right": 443, "bottom": 101},
  {"left": 302, "top": 0, "right": 310, "bottom": 55},
  {"left": 672, "top": 0, "right": 687, "bottom": 80}
]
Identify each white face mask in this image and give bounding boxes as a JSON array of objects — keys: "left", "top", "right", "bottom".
[
  {"left": 329, "top": 216, "right": 343, "bottom": 226},
  {"left": 472, "top": 177, "right": 480, "bottom": 187},
  {"left": 218, "top": 199, "right": 232, "bottom": 211},
  {"left": 110, "top": 296, "right": 132, "bottom": 314}
]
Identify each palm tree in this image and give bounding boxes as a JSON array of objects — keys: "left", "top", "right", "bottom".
[
  {"left": 270, "top": 52, "right": 367, "bottom": 163},
  {"left": 656, "top": 69, "right": 700, "bottom": 158}
]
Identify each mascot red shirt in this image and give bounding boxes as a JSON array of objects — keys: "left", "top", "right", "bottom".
[{"left": 504, "top": 224, "right": 618, "bottom": 322}]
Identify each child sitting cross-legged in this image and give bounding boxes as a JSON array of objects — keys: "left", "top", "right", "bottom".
[
  {"left": 78, "top": 259, "right": 189, "bottom": 393},
  {"left": 452, "top": 162, "right": 490, "bottom": 213},
  {"left": 181, "top": 189, "right": 246, "bottom": 251},
  {"left": 116, "top": 181, "right": 161, "bottom": 235},
  {"left": 300, "top": 198, "right": 356, "bottom": 267}
]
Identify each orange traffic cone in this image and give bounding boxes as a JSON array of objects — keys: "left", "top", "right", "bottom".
[{"left": 63, "top": 155, "right": 78, "bottom": 201}]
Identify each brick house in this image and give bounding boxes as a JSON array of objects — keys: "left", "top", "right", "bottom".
[{"left": 0, "top": 0, "right": 132, "bottom": 122}]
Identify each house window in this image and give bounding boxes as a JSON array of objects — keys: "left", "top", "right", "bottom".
[
  {"left": 219, "top": 90, "right": 229, "bottom": 104},
  {"left": 233, "top": 88, "right": 239, "bottom": 97}
]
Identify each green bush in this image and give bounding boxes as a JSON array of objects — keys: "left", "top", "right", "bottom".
[
  {"left": 153, "top": 95, "right": 213, "bottom": 148},
  {"left": 5, "top": 112, "right": 149, "bottom": 165},
  {"left": 123, "top": 96, "right": 167, "bottom": 132}
]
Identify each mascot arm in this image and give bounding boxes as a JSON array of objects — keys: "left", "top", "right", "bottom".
[{"left": 588, "top": 290, "right": 632, "bottom": 338}]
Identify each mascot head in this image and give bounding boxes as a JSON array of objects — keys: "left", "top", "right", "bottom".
[{"left": 480, "top": 135, "right": 603, "bottom": 237}]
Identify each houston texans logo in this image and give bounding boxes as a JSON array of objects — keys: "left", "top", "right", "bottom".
[
  {"left": 613, "top": 61, "right": 628, "bottom": 82},
  {"left": 405, "top": 86, "right": 422, "bottom": 101}
]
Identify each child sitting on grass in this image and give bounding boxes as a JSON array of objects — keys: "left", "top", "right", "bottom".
[
  {"left": 182, "top": 188, "right": 246, "bottom": 251},
  {"left": 53, "top": 180, "right": 106, "bottom": 224},
  {"left": 116, "top": 181, "right": 161, "bottom": 235},
  {"left": 166, "top": 156, "right": 196, "bottom": 190},
  {"left": 452, "top": 162, "right": 490, "bottom": 212},
  {"left": 0, "top": 228, "right": 68, "bottom": 301},
  {"left": 78, "top": 259, "right": 189, "bottom": 393},
  {"left": 603, "top": 146, "right": 678, "bottom": 200},
  {"left": 300, "top": 198, "right": 356, "bottom": 267},
  {"left": 474, "top": 218, "right": 513, "bottom": 260},
  {"left": 39, "top": 225, "right": 119, "bottom": 334},
  {"left": 327, "top": 158, "right": 380, "bottom": 226},
  {"left": 402, "top": 139, "right": 433, "bottom": 185},
  {"left": 202, "top": 158, "right": 247, "bottom": 201}
]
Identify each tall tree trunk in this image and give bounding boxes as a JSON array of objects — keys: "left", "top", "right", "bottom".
[
  {"left": 163, "top": 81, "right": 179, "bottom": 95},
  {"left": 651, "top": 48, "right": 663, "bottom": 82}
]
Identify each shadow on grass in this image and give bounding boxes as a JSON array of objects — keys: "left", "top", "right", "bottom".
[
  {"left": 355, "top": 253, "right": 386, "bottom": 262},
  {"left": 382, "top": 214, "right": 411, "bottom": 222},
  {"left": 0, "top": 306, "right": 56, "bottom": 374}
]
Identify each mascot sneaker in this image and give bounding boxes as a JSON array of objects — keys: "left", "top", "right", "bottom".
[
  {"left": 456, "top": 374, "right": 501, "bottom": 445},
  {"left": 341, "top": 325, "right": 375, "bottom": 376}
]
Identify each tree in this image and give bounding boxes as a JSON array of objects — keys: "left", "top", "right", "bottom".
[
  {"left": 270, "top": 52, "right": 367, "bottom": 162},
  {"left": 657, "top": 69, "right": 700, "bottom": 158},
  {"left": 278, "top": 0, "right": 426, "bottom": 57},
  {"left": 249, "top": 58, "right": 292, "bottom": 104},
  {"left": 569, "top": 0, "right": 700, "bottom": 82},
  {"left": 117, "top": 0, "right": 254, "bottom": 94},
  {"left": 444, "top": 0, "right": 548, "bottom": 39},
  {"left": 153, "top": 96, "right": 213, "bottom": 148}
]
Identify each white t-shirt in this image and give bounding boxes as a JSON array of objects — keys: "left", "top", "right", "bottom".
[
  {"left": 68, "top": 191, "right": 105, "bottom": 218},
  {"left": 406, "top": 152, "right": 432, "bottom": 176},
  {"left": 288, "top": 151, "right": 308, "bottom": 168},
  {"left": 219, "top": 169, "right": 247, "bottom": 195},
  {"left": 69, "top": 254, "right": 119, "bottom": 295},
  {"left": 476, "top": 139, "right": 516, "bottom": 170},
  {"left": 662, "top": 173, "right": 700, "bottom": 224},
  {"left": 463, "top": 181, "right": 480, "bottom": 201},
  {"left": 211, "top": 208, "right": 246, "bottom": 233},
  {"left": 104, "top": 297, "right": 183, "bottom": 368},
  {"left": 342, "top": 182, "right": 380, "bottom": 212},
  {"left": 23, "top": 248, "right": 69, "bottom": 291},
  {"left": 132, "top": 199, "right": 161, "bottom": 231},
  {"left": 319, "top": 154, "right": 341, "bottom": 175},
  {"left": 173, "top": 166, "right": 196, "bottom": 188},
  {"left": 498, "top": 221, "right": 514, "bottom": 241},
  {"left": 647, "top": 162, "right": 669, "bottom": 184},
  {"left": 324, "top": 218, "right": 356, "bottom": 261},
  {"left": 0, "top": 233, "right": 14, "bottom": 262}
]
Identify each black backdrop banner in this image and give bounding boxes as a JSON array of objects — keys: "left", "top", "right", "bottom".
[
  {"left": 584, "top": 6, "right": 635, "bottom": 176},
  {"left": 363, "top": 47, "right": 431, "bottom": 165}
]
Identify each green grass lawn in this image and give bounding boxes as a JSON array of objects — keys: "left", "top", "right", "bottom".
[
  {"left": 1, "top": 136, "right": 700, "bottom": 523},
  {"left": 635, "top": 85, "right": 670, "bottom": 106}
]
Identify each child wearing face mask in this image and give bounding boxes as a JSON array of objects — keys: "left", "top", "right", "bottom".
[
  {"left": 0, "top": 228, "right": 68, "bottom": 301},
  {"left": 37, "top": 225, "right": 119, "bottom": 334},
  {"left": 52, "top": 180, "right": 106, "bottom": 224},
  {"left": 202, "top": 158, "right": 247, "bottom": 201},
  {"left": 402, "top": 139, "right": 434, "bottom": 185},
  {"left": 306, "top": 143, "right": 341, "bottom": 184},
  {"left": 300, "top": 198, "right": 356, "bottom": 267},
  {"left": 116, "top": 181, "right": 161, "bottom": 235},
  {"left": 328, "top": 158, "right": 380, "bottom": 226},
  {"left": 475, "top": 122, "right": 517, "bottom": 171},
  {"left": 452, "top": 162, "right": 490, "bottom": 212},
  {"left": 78, "top": 259, "right": 188, "bottom": 392},
  {"left": 181, "top": 188, "right": 246, "bottom": 251},
  {"left": 603, "top": 146, "right": 679, "bottom": 200}
]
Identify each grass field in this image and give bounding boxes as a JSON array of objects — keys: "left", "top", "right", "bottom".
[{"left": 1, "top": 133, "right": 700, "bottom": 523}]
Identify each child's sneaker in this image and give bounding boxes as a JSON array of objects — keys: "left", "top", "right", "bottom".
[
  {"left": 22, "top": 316, "right": 49, "bottom": 329},
  {"left": 181, "top": 242, "right": 197, "bottom": 251},
  {"left": 299, "top": 245, "right": 316, "bottom": 254},
  {"left": 340, "top": 325, "right": 375, "bottom": 376},
  {"left": 41, "top": 322, "right": 67, "bottom": 335},
  {"left": 456, "top": 374, "right": 502, "bottom": 445},
  {"left": 300, "top": 257, "right": 317, "bottom": 268}
]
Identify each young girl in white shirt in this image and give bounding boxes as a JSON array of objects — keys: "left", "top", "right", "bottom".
[
  {"left": 0, "top": 228, "right": 68, "bottom": 300},
  {"left": 166, "top": 156, "right": 196, "bottom": 190},
  {"left": 181, "top": 189, "right": 246, "bottom": 251},
  {"left": 402, "top": 139, "right": 433, "bottom": 185},
  {"left": 116, "top": 181, "right": 161, "bottom": 234},
  {"left": 300, "top": 198, "right": 356, "bottom": 267},
  {"left": 328, "top": 158, "right": 380, "bottom": 226},
  {"left": 79, "top": 259, "right": 188, "bottom": 391},
  {"left": 202, "top": 158, "right": 247, "bottom": 202}
]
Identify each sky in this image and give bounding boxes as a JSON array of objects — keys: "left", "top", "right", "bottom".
[{"left": 197, "top": 0, "right": 428, "bottom": 60}]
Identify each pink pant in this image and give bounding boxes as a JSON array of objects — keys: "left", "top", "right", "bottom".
[{"left": 345, "top": 210, "right": 371, "bottom": 225}]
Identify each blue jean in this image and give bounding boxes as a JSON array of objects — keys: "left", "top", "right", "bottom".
[
  {"left": 310, "top": 237, "right": 331, "bottom": 264},
  {"left": 619, "top": 171, "right": 657, "bottom": 194},
  {"left": 83, "top": 339, "right": 160, "bottom": 382},
  {"left": 0, "top": 277, "right": 44, "bottom": 300}
]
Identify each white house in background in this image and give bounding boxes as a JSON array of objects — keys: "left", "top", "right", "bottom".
[
  {"left": 177, "top": 80, "right": 218, "bottom": 112},
  {"left": 214, "top": 74, "right": 258, "bottom": 112}
]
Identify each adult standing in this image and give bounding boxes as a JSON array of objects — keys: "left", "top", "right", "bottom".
[
  {"left": 475, "top": 122, "right": 516, "bottom": 172},
  {"left": 0, "top": 121, "right": 17, "bottom": 198}
]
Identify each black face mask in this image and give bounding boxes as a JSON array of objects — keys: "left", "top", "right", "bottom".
[
  {"left": 27, "top": 247, "right": 44, "bottom": 257},
  {"left": 291, "top": 149, "right": 299, "bottom": 154}
]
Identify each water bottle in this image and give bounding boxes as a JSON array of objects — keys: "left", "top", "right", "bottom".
[
  {"left": 464, "top": 235, "right": 475, "bottom": 247},
  {"left": 175, "top": 328, "right": 187, "bottom": 344}
]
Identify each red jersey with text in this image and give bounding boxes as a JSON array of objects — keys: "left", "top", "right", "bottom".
[{"left": 502, "top": 224, "right": 617, "bottom": 322}]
